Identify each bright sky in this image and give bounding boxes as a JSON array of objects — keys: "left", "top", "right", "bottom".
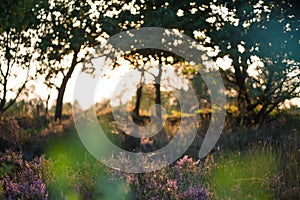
[{"left": 71, "top": 56, "right": 191, "bottom": 110}]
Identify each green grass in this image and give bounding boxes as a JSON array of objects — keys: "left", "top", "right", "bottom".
[{"left": 208, "top": 148, "right": 278, "bottom": 200}]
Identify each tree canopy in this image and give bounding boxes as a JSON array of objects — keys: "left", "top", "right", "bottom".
[
  {"left": 106, "top": 0, "right": 300, "bottom": 124},
  {"left": 0, "top": 0, "right": 46, "bottom": 113}
]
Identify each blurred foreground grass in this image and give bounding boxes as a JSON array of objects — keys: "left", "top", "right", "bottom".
[{"left": 208, "top": 148, "right": 278, "bottom": 199}]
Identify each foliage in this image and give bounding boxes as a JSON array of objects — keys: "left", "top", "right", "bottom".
[
  {"left": 37, "top": 0, "right": 112, "bottom": 119},
  {"left": 108, "top": 0, "right": 300, "bottom": 125},
  {"left": 0, "top": 0, "right": 46, "bottom": 113}
]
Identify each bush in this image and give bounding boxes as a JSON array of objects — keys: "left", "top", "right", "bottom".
[
  {"left": 112, "top": 155, "right": 207, "bottom": 200},
  {"left": 0, "top": 150, "right": 48, "bottom": 200}
]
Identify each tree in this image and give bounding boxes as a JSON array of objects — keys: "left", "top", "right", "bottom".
[
  {"left": 38, "top": 0, "right": 113, "bottom": 120},
  {"left": 204, "top": 0, "right": 300, "bottom": 124},
  {"left": 120, "top": 0, "right": 300, "bottom": 125},
  {"left": 0, "top": 0, "right": 45, "bottom": 113}
]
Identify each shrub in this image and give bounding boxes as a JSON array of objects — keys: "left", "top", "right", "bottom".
[
  {"left": 0, "top": 150, "right": 48, "bottom": 200},
  {"left": 112, "top": 155, "right": 207, "bottom": 200}
]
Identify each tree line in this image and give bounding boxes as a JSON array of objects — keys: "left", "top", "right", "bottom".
[{"left": 0, "top": 0, "right": 299, "bottom": 125}]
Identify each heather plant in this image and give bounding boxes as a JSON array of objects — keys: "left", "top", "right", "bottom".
[
  {"left": 39, "top": 118, "right": 74, "bottom": 137},
  {"left": 0, "top": 118, "right": 25, "bottom": 151},
  {"left": 44, "top": 153, "right": 107, "bottom": 199},
  {"left": 43, "top": 134, "right": 130, "bottom": 199},
  {"left": 0, "top": 150, "right": 48, "bottom": 200},
  {"left": 0, "top": 147, "right": 129, "bottom": 199},
  {"left": 112, "top": 155, "right": 207, "bottom": 200}
]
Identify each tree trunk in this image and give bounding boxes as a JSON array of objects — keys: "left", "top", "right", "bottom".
[
  {"left": 154, "top": 65, "right": 162, "bottom": 119},
  {"left": 0, "top": 71, "right": 10, "bottom": 113},
  {"left": 152, "top": 64, "right": 168, "bottom": 145},
  {"left": 232, "top": 57, "right": 254, "bottom": 125},
  {"left": 45, "top": 93, "right": 50, "bottom": 117},
  {"left": 55, "top": 86, "right": 65, "bottom": 120},
  {"left": 154, "top": 83, "right": 162, "bottom": 119},
  {"left": 133, "top": 85, "right": 143, "bottom": 116},
  {"left": 133, "top": 66, "right": 145, "bottom": 117},
  {"left": 54, "top": 50, "right": 79, "bottom": 120}
]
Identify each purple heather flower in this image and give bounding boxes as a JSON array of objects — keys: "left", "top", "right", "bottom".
[{"left": 166, "top": 179, "right": 178, "bottom": 190}]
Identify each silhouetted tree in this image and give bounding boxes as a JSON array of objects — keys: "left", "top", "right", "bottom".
[
  {"left": 38, "top": 0, "right": 122, "bottom": 120},
  {"left": 118, "top": 0, "right": 300, "bottom": 125},
  {"left": 0, "top": 0, "right": 45, "bottom": 113}
]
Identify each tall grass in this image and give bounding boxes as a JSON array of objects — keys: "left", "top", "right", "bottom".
[{"left": 207, "top": 148, "right": 279, "bottom": 199}]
